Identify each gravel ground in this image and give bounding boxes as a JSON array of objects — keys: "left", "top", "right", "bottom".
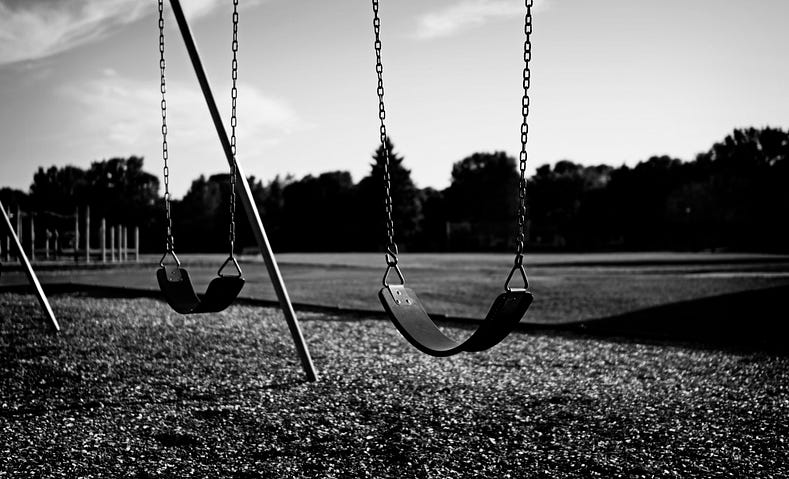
[{"left": 1, "top": 292, "right": 788, "bottom": 478}]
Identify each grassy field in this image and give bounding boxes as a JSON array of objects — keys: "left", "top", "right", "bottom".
[
  {"left": 1, "top": 292, "right": 787, "bottom": 478},
  {"left": 3, "top": 252, "right": 789, "bottom": 322}
]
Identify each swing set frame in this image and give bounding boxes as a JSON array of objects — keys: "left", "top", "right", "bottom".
[
  {"left": 164, "top": 0, "right": 317, "bottom": 382},
  {"left": 0, "top": 199, "right": 60, "bottom": 332}
]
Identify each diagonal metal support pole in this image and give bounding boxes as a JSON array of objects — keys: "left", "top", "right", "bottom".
[
  {"left": 0, "top": 200, "right": 60, "bottom": 332},
  {"left": 168, "top": 0, "right": 317, "bottom": 382}
]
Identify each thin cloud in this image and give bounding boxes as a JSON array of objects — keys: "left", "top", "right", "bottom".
[
  {"left": 0, "top": 0, "right": 262, "bottom": 66},
  {"left": 414, "top": 0, "right": 546, "bottom": 40},
  {"left": 56, "top": 71, "right": 306, "bottom": 167},
  {"left": 0, "top": 0, "right": 146, "bottom": 65}
]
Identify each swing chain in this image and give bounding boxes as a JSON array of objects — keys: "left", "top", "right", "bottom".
[
  {"left": 372, "top": 0, "right": 398, "bottom": 266},
  {"left": 228, "top": 0, "right": 239, "bottom": 257},
  {"left": 158, "top": 0, "right": 174, "bottom": 254},
  {"left": 514, "top": 0, "right": 533, "bottom": 262}
]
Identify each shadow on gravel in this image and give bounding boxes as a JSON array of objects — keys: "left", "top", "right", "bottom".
[
  {"left": 563, "top": 285, "right": 789, "bottom": 354},
  {"left": 3, "top": 283, "right": 787, "bottom": 355}
]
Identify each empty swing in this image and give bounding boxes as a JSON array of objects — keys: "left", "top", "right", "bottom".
[
  {"left": 155, "top": 0, "right": 245, "bottom": 314},
  {"left": 369, "top": 0, "right": 534, "bottom": 356}
]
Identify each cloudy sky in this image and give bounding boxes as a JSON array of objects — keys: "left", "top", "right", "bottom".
[{"left": 1, "top": 0, "right": 787, "bottom": 198}]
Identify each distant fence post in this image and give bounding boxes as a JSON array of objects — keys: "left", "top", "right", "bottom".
[
  {"left": 110, "top": 225, "right": 115, "bottom": 262},
  {"left": 116, "top": 225, "right": 121, "bottom": 263},
  {"left": 135, "top": 226, "right": 140, "bottom": 263},
  {"left": 85, "top": 205, "right": 91, "bottom": 264},
  {"left": 74, "top": 206, "right": 79, "bottom": 261},
  {"left": 29, "top": 213, "right": 35, "bottom": 262},
  {"left": 45, "top": 229, "right": 52, "bottom": 260},
  {"left": 1, "top": 210, "right": 5, "bottom": 261},
  {"left": 4, "top": 205, "right": 10, "bottom": 261},
  {"left": 122, "top": 225, "right": 127, "bottom": 262},
  {"left": 101, "top": 218, "right": 106, "bottom": 263},
  {"left": 16, "top": 205, "right": 22, "bottom": 249}
]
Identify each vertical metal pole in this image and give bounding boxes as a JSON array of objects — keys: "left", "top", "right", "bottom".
[
  {"left": 85, "top": 205, "right": 91, "bottom": 264},
  {"left": 29, "top": 213, "right": 35, "bottom": 262},
  {"left": 74, "top": 207, "right": 79, "bottom": 260},
  {"left": 0, "top": 200, "right": 60, "bottom": 332},
  {"left": 4, "top": 206, "right": 9, "bottom": 261},
  {"left": 45, "top": 229, "right": 51, "bottom": 260},
  {"left": 116, "top": 225, "right": 121, "bottom": 263},
  {"left": 110, "top": 225, "right": 116, "bottom": 262},
  {"left": 135, "top": 226, "right": 140, "bottom": 263},
  {"left": 122, "top": 225, "right": 127, "bottom": 262},
  {"left": 101, "top": 218, "right": 107, "bottom": 263},
  {"left": 168, "top": 0, "right": 317, "bottom": 382},
  {"left": 54, "top": 230, "right": 60, "bottom": 260},
  {"left": 16, "top": 206, "right": 22, "bottom": 256}
]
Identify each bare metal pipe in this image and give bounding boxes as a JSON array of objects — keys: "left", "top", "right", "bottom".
[
  {"left": 0, "top": 200, "right": 60, "bottom": 332},
  {"left": 167, "top": 0, "right": 317, "bottom": 382}
]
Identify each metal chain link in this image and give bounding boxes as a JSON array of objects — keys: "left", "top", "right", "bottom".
[
  {"left": 158, "top": 0, "right": 174, "bottom": 253},
  {"left": 371, "top": 0, "right": 398, "bottom": 265},
  {"left": 228, "top": 0, "right": 239, "bottom": 257},
  {"left": 514, "top": 0, "right": 533, "bottom": 261}
]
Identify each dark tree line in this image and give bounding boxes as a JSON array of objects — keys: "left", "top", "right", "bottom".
[
  {"left": 527, "top": 127, "right": 789, "bottom": 252},
  {"left": 2, "top": 157, "right": 161, "bottom": 252},
  {"left": 3, "top": 127, "right": 788, "bottom": 254}
]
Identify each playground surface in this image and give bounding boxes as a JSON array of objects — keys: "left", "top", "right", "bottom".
[
  {"left": 1, "top": 292, "right": 787, "bottom": 478},
  {"left": 1, "top": 252, "right": 788, "bottom": 476}
]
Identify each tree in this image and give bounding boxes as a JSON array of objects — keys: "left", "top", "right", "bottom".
[
  {"left": 29, "top": 165, "right": 88, "bottom": 213},
  {"left": 678, "top": 127, "right": 789, "bottom": 251},
  {"left": 444, "top": 152, "right": 520, "bottom": 250},
  {"left": 28, "top": 157, "right": 161, "bottom": 252},
  {"left": 282, "top": 171, "right": 358, "bottom": 251},
  {"left": 173, "top": 174, "right": 228, "bottom": 253},
  {"left": 446, "top": 152, "right": 519, "bottom": 219},
  {"left": 356, "top": 138, "right": 422, "bottom": 251},
  {"left": 524, "top": 160, "right": 614, "bottom": 249},
  {"left": 253, "top": 174, "right": 293, "bottom": 250},
  {"left": 84, "top": 156, "right": 159, "bottom": 225},
  {"left": 414, "top": 187, "right": 447, "bottom": 251},
  {"left": 0, "top": 187, "right": 29, "bottom": 210},
  {"left": 605, "top": 156, "right": 685, "bottom": 249}
]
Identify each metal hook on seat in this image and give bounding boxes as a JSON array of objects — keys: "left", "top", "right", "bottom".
[
  {"left": 217, "top": 255, "right": 243, "bottom": 278},
  {"left": 504, "top": 262, "right": 529, "bottom": 292},
  {"left": 385, "top": 252, "right": 398, "bottom": 267},
  {"left": 382, "top": 263, "right": 405, "bottom": 287},
  {"left": 159, "top": 249, "right": 181, "bottom": 268},
  {"left": 385, "top": 243, "right": 399, "bottom": 266}
]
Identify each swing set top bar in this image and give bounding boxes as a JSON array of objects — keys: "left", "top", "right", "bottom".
[
  {"left": 167, "top": 0, "right": 318, "bottom": 382},
  {"left": 0, "top": 199, "right": 60, "bottom": 332}
]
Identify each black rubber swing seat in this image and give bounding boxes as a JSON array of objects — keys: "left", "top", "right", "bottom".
[
  {"left": 157, "top": 266, "right": 245, "bottom": 315},
  {"left": 379, "top": 284, "right": 533, "bottom": 357}
]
